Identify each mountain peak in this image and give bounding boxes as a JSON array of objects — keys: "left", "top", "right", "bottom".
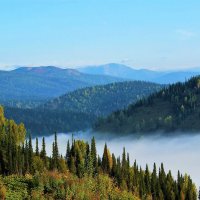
[{"left": 13, "top": 66, "right": 63, "bottom": 73}]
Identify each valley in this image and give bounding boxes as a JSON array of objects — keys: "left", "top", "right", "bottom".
[
  {"left": 1, "top": 1, "right": 200, "bottom": 199},
  {"left": 0, "top": 65, "right": 199, "bottom": 199}
]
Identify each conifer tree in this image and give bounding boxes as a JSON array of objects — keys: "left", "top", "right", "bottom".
[
  {"left": 69, "top": 156, "right": 76, "bottom": 174},
  {"left": 159, "top": 163, "right": 166, "bottom": 196},
  {"left": 28, "top": 134, "right": 33, "bottom": 173},
  {"left": 87, "top": 151, "right": 94, "bottom": 176},
  {"left": 151, "top": 163, "right": 157, "bottom": 199},
  {"left": 91, "top": 137, "right": 97, "bottom": 174},
  {"left": 139, "top": 167, "right": 145, "bottom": 198},
  {"left": 24, "top": 140, "right": 29, "bottom": 173},
  {"left": 121, "top": 147, "right": 127, "bottom": 181},
  {"left": 40, "top": 137, "right": 47, "bottom": 167},
  {"left": 144, "top": 164, "right": 151, "bottom": 195},
  {"left": 102, "top": 143, "right": 110, "bottom": 173},
  {"left": 84, "top": 142, "right": 90, "bottom": 174},
  {"left": 111, "top": 153, "right": 117, "bottom": 177},
  {"left": 52, "top": 132, "right": 59, "bottom": 170},
  {"left": 35, "top": 137, "right": 39, "bottom": 156},
  {"left": 66, "top": 139, "right": 70, "bottom": 165}
]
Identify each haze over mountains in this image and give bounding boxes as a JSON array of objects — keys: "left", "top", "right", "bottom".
[
  {"left": 1, "top": 63, "right": 200, "bottom": 135},
  {"left": 78, "top": 63, "right": 200, "bottom": 84},
  {"left": 0, "top": 66, "right": 123, "bottom": 106}
]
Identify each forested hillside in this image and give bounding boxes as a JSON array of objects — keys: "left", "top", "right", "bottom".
[
  {"left": 0, "top": 107, "right": 196, "bottom": 199},
  {"left": 0, "top": 66, "right": 123, "bottom": 105},
  {"left": 4, "top": 81, "right": 162, "bottom": 136},
  {"left": 95, "top": 76, "right": 200, "bottom": 134},
  {"left": 4, "top": 107, "right": 95, "bottom": 136},
  {"left": 42, "top": 81, "right": 163, "bottom": 116}
]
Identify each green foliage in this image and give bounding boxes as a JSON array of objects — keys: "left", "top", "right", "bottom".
[
  {"left": 0, "top": 107, "right": 197, "bottom": 199},
  {"left": 42, "top": 81, "right": 162, "bottom": 116},
  {"left": 95, "top": 76, "right": 200, "bottom": 133},
  {"left": 4, "top": 81, "right": 162, "bottom": 137},
  {"left": 5, "top": 107, "right": 95, "bottom": 137},
  {"left": 32, "top": 156, "right": 44, "bottom": 173}
]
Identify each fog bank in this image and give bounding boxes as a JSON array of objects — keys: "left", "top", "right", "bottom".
[{"left": 33, "top": 131, "right": 200, "bottom": 187}]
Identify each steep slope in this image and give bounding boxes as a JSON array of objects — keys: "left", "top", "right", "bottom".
[
  {"left": 0, "top": 66, "right": 123, "bottom": 103},
  {"left": 94, "top": 76, "right": 200, "bottom": 134},
  {"left": 42, "top": 81, "right": 163, "bottom": 116}
]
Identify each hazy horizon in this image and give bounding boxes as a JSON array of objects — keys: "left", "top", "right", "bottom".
[
  {"left": 1, "top": 0, "right": 200, "bottom": 71},
  {"left": 1, "top": 62, "right": 200, "bottom": 72}
]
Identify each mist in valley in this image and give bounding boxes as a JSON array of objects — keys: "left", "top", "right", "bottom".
[{"left": 34, "top": 131, "right": 200, "bottom": 187}]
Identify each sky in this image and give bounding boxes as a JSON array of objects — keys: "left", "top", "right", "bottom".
[{"left": 0, "top": 0, "right": 200, "bottom": 70}]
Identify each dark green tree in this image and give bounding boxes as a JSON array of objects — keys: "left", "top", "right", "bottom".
[
  {"left": 40, "top": 137, "right": 47, "bottom": 167},
  {"left": 35, "top": 137, "right": 39, "bottom": 156},
  {"left": 102, "top": 143, "right": 110, "bottom": 173},
  {"left": 91, "top": 137, "right": 97, "bottom": 174}
]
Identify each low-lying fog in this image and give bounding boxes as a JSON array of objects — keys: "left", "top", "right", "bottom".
[{"left": 33, "top": 131, "right": 200, "bottom": 187}]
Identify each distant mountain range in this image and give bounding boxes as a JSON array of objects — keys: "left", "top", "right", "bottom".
[
  {"left": 2, "top": 63, "right": 200, "bottom": 135},
  {"left": 0, "top": 66, "right": 123, "bottom": 103},
  {"left": 78, "top": 63, "right": 200, "bottom": 84}
]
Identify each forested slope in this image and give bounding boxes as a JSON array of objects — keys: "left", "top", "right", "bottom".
[
  {"left": 4, "top": 107, "right": 95, "bottom": 136},
  {"left": 42, "top": 81, "right": 163, "bottom": 116},
  {"left": 4, "top": 81, "right": 162, "bottom": 136},
  {"left": 95, "top": 76, "right": 200, "bottom": 134},
  {"left": 0, "top": 107, "right": 196, "bottom": 199}
]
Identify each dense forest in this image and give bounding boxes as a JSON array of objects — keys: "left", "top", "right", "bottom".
[
  {"left": 42, "top": 81, "right": 163, "bottom": 116},
  {"left": 0, "top": 106, "right": 197, "bottom": 199},
  {"left": 0, "top": 99, "right": 47, "bottom": 109},
  {"left": 4, "top": 107, "right": 95, "bottom": 136},
  {"left": 95, "top": 76, "right": 200, "bottom": 134},
  {"left": 4, "top": 81, "right": 162, "bottom": 136}
]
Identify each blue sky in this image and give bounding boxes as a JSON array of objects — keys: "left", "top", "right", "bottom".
[{"left": 0, "top": 0, "right": 200, "bottom": 70}]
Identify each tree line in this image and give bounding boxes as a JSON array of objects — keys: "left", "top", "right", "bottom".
[{"left": 0, "top": 106, "right": 197, "bottom": 199}]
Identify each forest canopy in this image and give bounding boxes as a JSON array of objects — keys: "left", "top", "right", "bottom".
[{"left": 0, "top": 106, "right": 197, "bottom": 199}]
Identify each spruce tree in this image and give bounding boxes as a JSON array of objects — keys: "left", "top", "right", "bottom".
[
  {"left": 102, "top": 143, "right": 110, "bottom": 173},
  {"left": 66, "top": 139, "right": 70, "bottom": 166},
  {"left": 144, "top": 164, "right": 151, "bottom": 195},
  {"left": 151, "top": 163, "right": 157, "bottom": 199},
  {"left": 40, "top": 137, "right": 47, "bottom": 167},
  {"left": 52, "top": 132, "right": 59, "bottom": 170},
  {"left": 35, "top": 137, "right": 39, "bottom": 156},
  {"left": 28, "top": 134, "right": 33, "bottom": 173},
  {"left": 24, "top": 140, "right": 29, "bottom": 173},
  {"left": 111, "top": 153, "right": 117, "bottom": 177},
  {"left": 91, "top": 137, "right": 97, "bottom": 174}
]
